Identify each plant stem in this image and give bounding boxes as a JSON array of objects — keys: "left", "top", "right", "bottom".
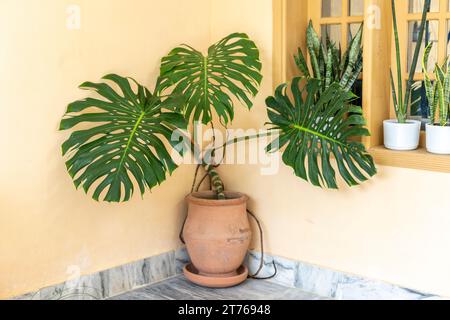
[
  {"left": 204, "top": 164, "right": 226, "bottom": 200},
  {"left": 186, "top": 130, "right": 277, "bottom": 200}
]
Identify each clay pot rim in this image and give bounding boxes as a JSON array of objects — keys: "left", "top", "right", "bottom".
[{"left": 186, "top": 191, "right": 248, "bottom": 206}]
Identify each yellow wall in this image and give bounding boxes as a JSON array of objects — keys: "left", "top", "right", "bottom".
[
  {"left": 212, "top": 0, "right": 450, "bottom": 297},
  {"left": 0, "top": 0, "right": 211, "bottom": 299},
  {"left": 2, "top": 0, "right": 450, "bottom": 299}
]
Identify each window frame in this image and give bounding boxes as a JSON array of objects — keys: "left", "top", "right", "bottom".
[
  {"left": 273, "top": 0, "right": 450, "bottom": 173},
  {"left": 309, "top": 0, "right": 365, "bottom": 51}
]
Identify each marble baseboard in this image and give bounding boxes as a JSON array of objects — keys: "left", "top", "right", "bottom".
[
  {"left": 246, "top": 251, "right": 442, "bottom": 300},
  {"left": 14, "top": 247, "right": 443, "bottom": 300},
  {"left": 14, "top": 251, "right": 177, "bottom": 300}
]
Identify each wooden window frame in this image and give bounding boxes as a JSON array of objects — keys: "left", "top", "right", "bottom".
[{"left": 274, "top": 0, "right": 450, "bottom": 173}]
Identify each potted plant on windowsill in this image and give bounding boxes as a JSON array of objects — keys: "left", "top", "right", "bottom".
[
  {"left": 384, "top": 0, "right": 430, "bottom": 151},
  {"left": 422, "top": 44, "right": 450, "bottom": 154},
  {"left": 59, "top": 31, "right": 376, "bottom": 289}
]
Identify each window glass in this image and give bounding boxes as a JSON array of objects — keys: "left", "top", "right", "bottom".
[
  {"left": 348, "top": 23, "right": 362, "bottom": 43},
  {"left": 447, "top": 20, "right": 450, "bottom": 55},
  {"left": 407, "top": 20, "right": 439, "bottom": 73},
  {"left": 352, "top": 79, "right": 363, "bottom": 108},
  {"left": 321, "top": 24, "right": 342, "bottom": 47},
  {"left": 408, "top": 0, "right": 439, "bottom": 13},
  {"left": 322, "top": 0, "right": 342, "bottom": 17},
  {"left": 410, "top": 81, "right": 430, "bottom": 122},
  {"left": 349, "top": 0, "right": 364, "bottom": 16}
]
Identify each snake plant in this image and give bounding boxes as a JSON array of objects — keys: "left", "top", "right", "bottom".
[
  {"left": 266, "top": 78, "right": 376, "bottom": 189},
  {"left": 294, "top": 21, "right": 363, "bottom": 94},
  {"left": 422, "top": 43, "right": 450, "bottom": 126},
  {"left": 391, "top": 0, "right": 430, "bottom": 123}
]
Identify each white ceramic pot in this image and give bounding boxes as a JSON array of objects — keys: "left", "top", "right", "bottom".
[
  {"left": 383, "top": 119, "right": 421, "bottom": 151},
  {"left": 426, "top": 123, "right": 450, "bottom": 154}
]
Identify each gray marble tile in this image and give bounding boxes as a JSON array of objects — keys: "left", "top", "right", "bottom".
[
  {"left": 335, "top": 274, "right": 438, "bottom": 300},
  {"left": 14, "top": 250, "right": 177, "bottom": 300},
  {"left": 246, "top": 251, "right": 298, "bottom": 288},
  {"left": 295, "top": 261, "right": 342, "bottom": 298},
  {"left": 13, "top": 248, "right": 442, "bottom": 300},
  {"left": 110, "top": 275, "right": 326, "bottom": 301},
  {"left": 248, "top": 251, "right": 441, "bottom": 300},
  {"left": 272, "top": 288, "right": 330, "bottom": 300},
  {"left": 100, "top": 251, "right": 176, "bottom": 297},
  {"left": 175, "top": 247, "right": 190, "bottom": 274},
  {"left": 27, "top": 273, "right": 104, "bottom": 300}
]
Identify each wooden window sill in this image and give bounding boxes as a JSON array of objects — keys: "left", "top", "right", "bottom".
[{"left": 369, "top": 146, "right": 450, "bottom": 173}]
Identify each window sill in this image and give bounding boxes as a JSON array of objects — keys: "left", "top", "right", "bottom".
[{"left": 369, "top": 146, "right": 450, "bottom": 173}]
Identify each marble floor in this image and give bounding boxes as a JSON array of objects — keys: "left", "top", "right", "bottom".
[{"left": 110, "top": 275, "right": 328, "bottom": 300}]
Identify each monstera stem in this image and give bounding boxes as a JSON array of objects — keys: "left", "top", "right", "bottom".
[
  {"left": 185, "top": 129, "right": 275, "bottom": 200},
  {"left": 204, "top": 164, "right": 226, "bottom": 200},
  {"left": 185, "top": 135, "right": 226, "bottom": 199}
]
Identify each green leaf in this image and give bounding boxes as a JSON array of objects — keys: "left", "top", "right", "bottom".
[
  {"left": 307, "top": 21, "right": 322, "bottom": 80},
  {"left": 294, "top": 48, "right": 310, "bottom": 77},
  {"left": 340, "top": 24, "right": 363, "bottom": 89},
  {"left": 422, "top": 43, "right": 437, "bottom": 122},
  {"left": 159, "top": 33, "right": 262, "bottom": 125},
  {"left": 60, "top": 74, "right": 187, "bottom": 202},
  {"left": 391, "top": 0, "right": 405, "bottom": 122},
  {"left": 265, "top": 78, "right": 376, "bottom": 189},
  {"left": 390, "top": 69, "right": 399, "bottom": 113}
]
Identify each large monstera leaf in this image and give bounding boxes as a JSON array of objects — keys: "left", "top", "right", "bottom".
[
  {"left": 266, "top": 77, "right": 376, "bottom": 189},
  {"left": 159, "top": 33, "right": 262, "bottom": 125},
  {"left": 60, "top": 74, "right": 186, "bottom": 202}
]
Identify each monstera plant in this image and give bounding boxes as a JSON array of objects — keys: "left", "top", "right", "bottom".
[
  {"left": 60, "top": 33, "right": 261, "bottom": 202},
  {"left": 60, "top": 31, "right": 376, "bottom": 288}
]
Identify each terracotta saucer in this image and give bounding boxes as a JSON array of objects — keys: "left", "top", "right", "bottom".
[{"left": 183, "top": 264, "right": 248, "bottom": 288}]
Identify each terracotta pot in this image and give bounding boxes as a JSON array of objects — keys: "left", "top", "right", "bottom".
[{"left": 184, "top": 191, "right": 251, "bottom": 278}]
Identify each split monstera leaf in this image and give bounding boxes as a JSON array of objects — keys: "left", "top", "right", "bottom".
[
  {"left": 265, "top": 78, "right": 376, "bottom": 189},
  {"left": 60, "top": 33, "right": 376, "bottom": 202}
]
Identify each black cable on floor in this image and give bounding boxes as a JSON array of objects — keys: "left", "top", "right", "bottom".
[{"left": 246, "top": 209, "right": 277, "bottom": 280}]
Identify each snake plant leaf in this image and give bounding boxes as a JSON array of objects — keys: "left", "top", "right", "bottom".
[
  {"left": 265, "top": 77, "right": 376, "bottom": 189},
  {"left": 435, "top": 63, "right": 450, "bottom": 126},
  {"left": 306, "top": 21, "right": 322, "bottom": 80},
  {"left": 159, "top": 33, "right": 262, "bottom": 125},
  {"left": 340, "top": 24, "right": 363, "bottom": 89},
  {"left": 60, "top": 74, "right": 187, "bottom": 202},
  {"left": 423, "top": 43, "right": 437, "bottom": 122},
  {"left": 423, "top": 43, "right": 450, "bottom": 126},
  {"left": 294, "top": 47, "right": 310, "bottom": 78},
  {"left": 390, "top": 69, "right": 399, "bottom": 113}
]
